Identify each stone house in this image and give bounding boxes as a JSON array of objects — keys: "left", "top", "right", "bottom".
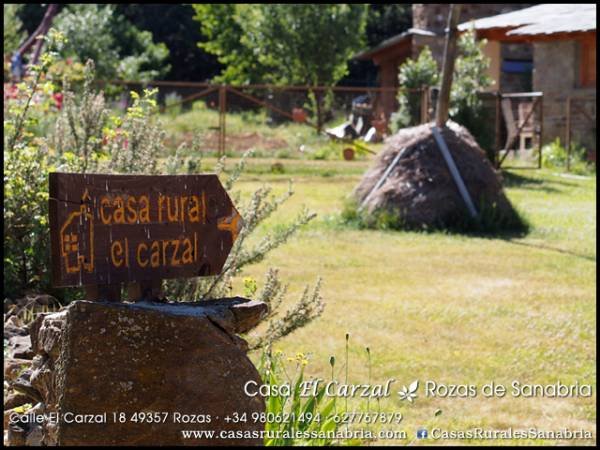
[
  {"left": 356, "top": 4, "right": 596, "bottom": 157},
  {"left": 461, "top": 4, "right": 596, "bottom": 155},
  {"left": 356, "top": 4, "right": 534, "bottom": 118}
]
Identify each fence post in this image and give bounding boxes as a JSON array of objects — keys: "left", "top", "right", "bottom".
[
  {"left": 538, "top": 95, "right": 544, "bottom": 169},
  {"left": 127, "top": 279, "right": 163, "bottom": 302},
  {"left": 494, "top": 91, "right": 501, "bottom": 169},
  {"left": 425, "top": 86, "right": 430, "bottom": 122},
  {"left": 566, "top": 96, "right": 572, "bottom": 172},
  {"left": 420, "top": 87, "right": 426, "bottom": 124},
  {"left": 85, "top": 284, "right": 121, "bottom": 302},
  {"left": 219, "top": 85, "right": 226, "bottom": 157}
]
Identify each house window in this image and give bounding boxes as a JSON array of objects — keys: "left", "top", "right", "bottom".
[
  {"left": 501, "top": 59, "right": 533, "bottom": 74},
  {"left": 501, "top": 58, "right": 533, "bottom": 92},
  {"left": 579, "top": 38, "right": 596, "bottom": 88}
]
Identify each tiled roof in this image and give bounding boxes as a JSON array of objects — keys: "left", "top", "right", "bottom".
[
  {"left": 458, "top": 4, "right": 596, "bottom": 36},
  {"left": 355, "top": 28, "right": 437, "bottom": 59}
]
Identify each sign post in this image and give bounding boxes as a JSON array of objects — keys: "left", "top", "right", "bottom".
[{"left": 49, "top": 173, "right": 243, "bottom": 301}]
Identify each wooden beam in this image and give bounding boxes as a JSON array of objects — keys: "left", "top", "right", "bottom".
[
  {"left": 435, "top": 4, "right": 462, "bottom": 127},
  {"left": 566, "top": 96, "right": 572, "bottom": 172},
  {"left": 475, "top": 28, "right": 595, "bottom": 43},
  {"left": 16, "top": 4, "right": 59, "bottom": 58},
  {"left": 432, "top": 126, "right": 478, "bottom": 218}
]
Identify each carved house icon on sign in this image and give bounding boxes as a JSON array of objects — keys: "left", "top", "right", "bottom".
[{"left": 60, "top": 189, "right": 94, "bottom": 274}]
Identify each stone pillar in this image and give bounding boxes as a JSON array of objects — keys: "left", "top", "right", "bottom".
[{"left": 16, "top": 298, "right": 268, "bottom": 446}]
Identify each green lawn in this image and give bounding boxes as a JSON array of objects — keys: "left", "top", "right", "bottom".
[{"left": 212, "top": 157, "right": 596, "bottom": 445}]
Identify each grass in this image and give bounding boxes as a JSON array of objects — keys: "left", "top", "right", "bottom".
[
  {"left": 205, "top": 156, "right": 596, "bottom": 446},
  {"left": 160, "top": 101, "right": 382, "bottom": 161}
]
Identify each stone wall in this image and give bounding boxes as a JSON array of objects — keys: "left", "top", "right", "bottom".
[{"left": 533, "top": 40, "right": 596, "bottom": 153}]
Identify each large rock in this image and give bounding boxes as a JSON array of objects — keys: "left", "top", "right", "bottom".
[
  {"left": 30, "top": 298, "right": 267, "bottom": 446},
  {"left": 4, "top": 392, "right": 32, "bottom": 410},
  {"left": 4, "top": 358, "right": 32, "bottom": 382},
  {"left": 7, "top": 335, "right": 35, "bottom": 360}
]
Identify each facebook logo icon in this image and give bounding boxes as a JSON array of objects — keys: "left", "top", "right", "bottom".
[{"left": 417, "top": 429, "right": 428, "bottom": 439}]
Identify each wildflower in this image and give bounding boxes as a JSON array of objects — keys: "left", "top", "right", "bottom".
[{"left": 53, "top": 92, "right": 63, "bottom": 110}]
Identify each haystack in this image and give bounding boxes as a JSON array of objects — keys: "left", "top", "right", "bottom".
[{"left": 355, "top": 120, "right": 522, "bottom": 230}]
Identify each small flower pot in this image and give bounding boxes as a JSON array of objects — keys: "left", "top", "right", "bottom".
[
  {"left": 343, "top": 148, "right": 355, "bottom": 161},
  {"left": 292, "top": 108, "right": 307, "bottom": 123}
]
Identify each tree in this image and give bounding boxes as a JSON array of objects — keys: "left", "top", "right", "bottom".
[
  {"left": 193, "top": 4, "right": 368, "bottom": 130},
  {"left": 365, "top": 4, "right": 412, "bottom": 48},
  {"left": 243, "top": 5, "right": 368, "bottom": 86},
  {"left": 116, "top": 4, "right": 222, "bottom": 82},
  {"left": 193, "top": 4, "right": 267, "bottom": 85},
  {"left": 341, "top": 4, "right": 412, "bottom": 87},
  {"left": 3, "top": 4, "right": 26, "bottom": 55},
  {"left": 53, "top": 4, "right": 169, "bottom": 81}
]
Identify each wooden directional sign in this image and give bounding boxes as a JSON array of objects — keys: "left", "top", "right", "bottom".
[{"left": 49, "top": 173, "right": 243, "bottom": 288}]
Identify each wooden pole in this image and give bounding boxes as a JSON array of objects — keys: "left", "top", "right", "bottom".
[
  {"left": 435, "top": 4, "right": 462, "bottom": 128},
  {"left": 420, "top": 86, "right": 427, "bottom": 124},
  {"left": 127, "top": 279, "right": 163, "bottom": 302},
  {"left": 16, "top": 4, "right": 58, "bottom": 60},
  {"left": 432, "top": 126, "right": 478, "bottom": 218},
  {"left": 566, "top": 96, "right": 572, "bottom": 172},
  {"left": 85, "top": 284, "right": 121, "bottom": 302},
  {"left": 424, "top": 86, "right": 430, "bottom": 122},
  {"left": 218, "top": 85, "right": 226, "bottom": 156},
  {"left": 538, "top": 95, "right": 544, "bottom": 169},
  {"left": 494, "top": 91, "right": 501, "bottom": 168}
]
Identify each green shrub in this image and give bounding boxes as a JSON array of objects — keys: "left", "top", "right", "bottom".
[
  {"left": 309, "top": 142, "right": 342, "bottom": 161},
  {"left": 340, "top": 196, "right": 529, "bottom": 236},
  {"left": 450, "top": 29, "right": 494, "bottom": 158},
  {"left": 258, "top": 333, "right": 375, "bottom": 446},
  {"left": 53, "top": 4, "right": 169, "bottom": 81},
  {"left": 258, "top": 349, "right": 340, "bottom": 446},
  {"left": 391, "top": 46, "right": 438, "bottom": 130},
  {"left": 392, "top": 29, "right": 494, "bottom": 160},
  {"left": 3, "top": 4, "right": 26, "bottom": 55},
  {"left": 274, "top": 149, "right": 291, "bottom": 159},
  {"left": 5, "top": 39, "right": 325, "bottom": 349},
  {"left": 539, "top": 138, "right": 594, "bottom": 175},
  {"left": 4, "top": 31, "right": 65, "bottom": 298},
  {"left": 164, "top": 92, "right": 182, "bottom": 117}
]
